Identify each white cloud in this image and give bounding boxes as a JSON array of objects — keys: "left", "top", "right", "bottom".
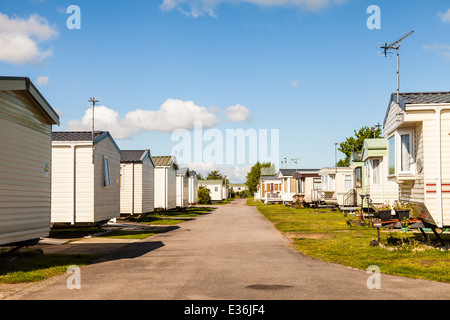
[
  {"left": 160, "top": 0, "right": 348, "bottom": 17},
  {"left": 423, "top": 43, "right": 450, "bottom": 61},
  {"left": 123, "top": 99, "right": 220, "bottom": 133},
  {"left": 67, "top": 99, "right": 220, "bottom": 139},
  {"left": 290, "top": 79, "right": 299, "bottom": 87},
  {"left": 0, "top": 13, "right": 58, "bottom": 65},
  {"left": 36, "top": 76, "right": 49, "bottom": 86},
  {"left": 225, "top": 104, "right": 251, "bottom": 122},
  {"left": 438, "top": 9, "right": 450, "bottom": 23}
]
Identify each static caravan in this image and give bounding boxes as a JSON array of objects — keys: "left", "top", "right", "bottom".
[
  {"left": 0, "top": 77, "right": 59, "bottom": 246},
  {"left": 349, "top": 151, "right": 366, "bottom": 208},
  {"left": 383, "top": 91, "right": 450, "bottom": 228},
  {"left": 188, "top": 170, "right": 199, "bottom": 205},
  {"left": 199, "top": 179, "right": 227, "bottom": 203},
  {"left": 361, "top": 139, "right": 399, "bottom": 206},
  {"left": 229, "top": 184, "right": 247, "bottom": 194},
  {"left": 256, "top": 176, "right": 282, "bottom": 204},
  {"left": 318, "top": 167, "right": 354, "bottom": 206},
  {"left": 277, "top": 169, "right": 321, "bottom": 204},
  {"left": 222, "top": 183, "right": 229, "bottom": 200},
  {"left": 120, "top": 150, "right": 155, "bottom": 216},
  {"left": 51, "top": 131, "right": 121, "bottom": 226},
  {"left": 176, "top": 167, "right": 190, "bottom": 208},
  {"left": 153, "top": 156, "right": 178, "bottom": 210}
]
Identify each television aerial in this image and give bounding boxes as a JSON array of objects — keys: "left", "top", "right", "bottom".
[{"left": 378, "top": 30, "right": 414, "bottom": 104}]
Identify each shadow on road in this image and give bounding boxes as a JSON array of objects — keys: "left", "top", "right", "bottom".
[{"left": 103, "top": 240, "right": 165, "bottom": 262}]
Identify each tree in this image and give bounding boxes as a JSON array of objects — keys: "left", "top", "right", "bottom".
[
  {"left": 245, "top": 162, "right": 275, "bottom": 194},
  {"left": 337, "top": 126, "right": 383, "bottom": 167},
  {"left": 196, "top": 172, "right": 204, "bottom": 180},
  {"left": 206, "top": 170, "right": 223, "bottom": 180},
  {"left": 206, "top": 170, "right": 230, "bottom": 184},
  {"left": 198, "top": 186, "right": 211, "bottom": 204}
]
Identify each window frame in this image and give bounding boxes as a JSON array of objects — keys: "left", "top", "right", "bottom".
[
  {"left": 103, "top": 155, "right": 111, "bottom": 187},
  {"left": 388, "top": 135, "right": 396, "bottom": 176},
  {"left": 354, "top": 167, "right": 362, "bottom": 188},
  {"left": 344, "top": 174, "right": 353, "bottom": 191},
  {"left": 388, "top": 130, "right": 415, "bottom": 177},
  {"left": 321, "top": 174, "right": 335, "bottom": 191},
  {"left": 397, "top": 129, "right": 415, "bottom": 176},
  {"left": 371, "top": 158, "right": 381, "bottom": 185}
]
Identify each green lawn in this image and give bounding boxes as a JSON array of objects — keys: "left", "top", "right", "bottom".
[
  {"left": 214, "top": 199, "right": 235, "bottom": 205},
  {"left": 95, "top": 230, "right": 155, "bottom": 239},
  {"left": 249, "top": 199, "right": 450, "bottom": 283},
  {"left": 124, "top": 206, "right": 216, "bottom": 225},
  {"left": 0, "top": 250, "right": 100, "bottom": 284}
]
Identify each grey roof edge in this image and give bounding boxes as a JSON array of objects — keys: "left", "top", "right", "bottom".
[
  {"left": 93, "top": 131, "right": 121, "bottom": 154},
  {"left": 383, "top": 91, "right": 450, "bottom": 127},
  {"left": 278, "top": 168, "right": 320, "bottom": 177},
  {"left": 52, "top": 131, "right": 121, "bottom": 154},
  {"left": 153, "top": 155, "right": 179, "bottom": 170},
  {"left": 177, "top": 167, "right": 191, "bottom": 177},
  {"left": 0, "top": 76, "right": 60, "bottom": 125},
  {"left": 120, "top": 149, "right": 154, "bottom": 165}
]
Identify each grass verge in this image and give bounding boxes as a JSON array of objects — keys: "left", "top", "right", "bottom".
[
  {"left": 0, "top": 250, "right": 100, "bottom": 284},
  {"left": 124, "top": 206, "right": 216, "bottom": 225},
  {"left": 250, "top": 199, "right": 450, "bottom": 283}
]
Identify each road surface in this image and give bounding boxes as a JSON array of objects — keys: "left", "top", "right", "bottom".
[{"left": 6, "top": 198, "right": 450, "bottom": 300}]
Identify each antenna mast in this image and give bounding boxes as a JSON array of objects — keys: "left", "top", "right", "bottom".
[
  {"left": 89, "top": 97, "right": 99, "bottom": 164},
  {"left": 379, "top": 31, "right": 414, "bottom": 104}
]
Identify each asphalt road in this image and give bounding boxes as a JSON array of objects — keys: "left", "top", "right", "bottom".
[{"left": 6, "top": 199, "right": 450, "bottom": 300}]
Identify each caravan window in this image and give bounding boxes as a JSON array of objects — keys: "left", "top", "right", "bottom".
[
  {"left": 119, "top": 166, "right": 124, "bottom": 189},
  {"left": 355, "top": 167, "right": 362, "bottom": 188},
  {"left": 344, "top": 175, "right": 352, "bottom": 191},
  {"left": 388, "top": 136, "right": 395, "bottom": 175},
  {"left": 321, "top": 175, "right": 335, "bottom": 191},
  {"left": 389, "top": 130, "right": 414, "bottom": 176},
  {"left": 400, "top": 133, "right": 412, "bottom": 173},
  {"left": 104, "top": 156, "right": 111, "bottom": 187},
  {"left": 372, "top": 159, "right": 381, "bottom": 184}
]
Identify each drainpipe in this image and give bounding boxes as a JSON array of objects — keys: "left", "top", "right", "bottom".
[
  {"left": 435, "top": 107, "right": 443, "bottom": 228},
  {"left": 72, "top": 145, "right": 76, "bottom": 225},
  {"left": 164, "top": 167, "right": 168, "bottom": 210},
  {"left": 131, "top": 163, "right": 135, "bottom": 216}
]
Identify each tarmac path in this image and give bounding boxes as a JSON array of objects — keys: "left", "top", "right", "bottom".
[{"left": 5, "top": 198, "right": 450, "bottom": 300}]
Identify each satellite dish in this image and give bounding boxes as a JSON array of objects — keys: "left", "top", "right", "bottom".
[
  {"left": 293, "top": 172, "right": 303, "bottom": 179},
  {"left": 417, "top": 159, "right": 423, "bottom": 173}
]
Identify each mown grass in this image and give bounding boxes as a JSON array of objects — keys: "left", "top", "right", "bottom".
[
  {"left": 0, "top": 250, "right": 100, "bottom": 284},
  {"left": 214, "top": 199, "right": 235, "bottom": 205},
  {"left": 95, "top": 230, "right": 155, "bottom": 239},
  {"left": 250, "top": 199, "right": 450, "bottom": 283},
  {"left": 124, "top": 206, "right": 216, "bottom": 225}
]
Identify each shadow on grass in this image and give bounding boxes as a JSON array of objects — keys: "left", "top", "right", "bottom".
[{"left": 0, "top": 250, "right": 100, "bottom": 284}]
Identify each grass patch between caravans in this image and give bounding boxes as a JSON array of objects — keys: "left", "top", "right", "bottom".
[
  {"left": 250, "top": 199, "right": 450, "bottom": 283},
  {"left": 124, "top": 206, "right": 216, "bottom": 225}
]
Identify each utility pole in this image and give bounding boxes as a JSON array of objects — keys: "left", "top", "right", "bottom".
[
  {"left": 334, "top": 143, "right": 338, "bottom": 171},
  {"left": 89, "top": 97, "right": 99, "bottom": 164},
  {"left": 374, "top": 122, "right": 382, "bottom": 138}
]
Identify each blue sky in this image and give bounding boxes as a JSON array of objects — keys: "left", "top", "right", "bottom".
[{"left": 2, "top": 0, "right": 450, "bottom": 182}]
